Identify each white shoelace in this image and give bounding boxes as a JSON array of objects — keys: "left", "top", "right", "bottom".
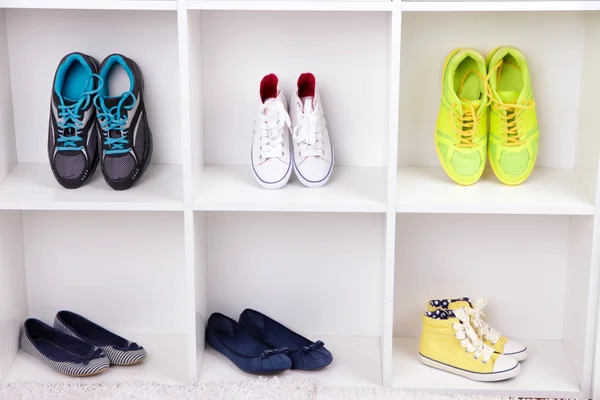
[
  {"left": 292, "top": 100, "right": 324, "bottom": 157},
  {"left": 464, "top": 298, "right": 502, "bottom": 344},
  {"left": 259, "top": 99, "right": 291, "bottom": 160},
  {"left": 453, "top": 308, "right": 494, "bottom": 363}
]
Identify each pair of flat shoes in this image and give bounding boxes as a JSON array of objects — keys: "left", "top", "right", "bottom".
[
  {"left": 207, "top": 309, "right": 333, "bottom": 374},
  {"left": 21, "top": 311, "right": 146, "bottom": 377}
]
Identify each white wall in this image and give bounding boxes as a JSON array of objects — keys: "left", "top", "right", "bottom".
[
  {"left": 205, "top": 212, "right": 384, "bottom": 336},
  {"left": 0, "top": 10, "right": 16, "bottom": 183},
  {"left": 21, "top": 211, "right": 187, "bottom": 335},
  {"left": 394, "top": 213, "right": 569, "bottom": 340}
]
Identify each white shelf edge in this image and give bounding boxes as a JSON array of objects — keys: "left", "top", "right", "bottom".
[
  {"left": 193, "top": 203, "right": 387, "bottom": 212},
  {"left": 0, "top": 0, "right": 177, "bottom": 10},
  {"left": 0, "top": 163, "right": 185, "bottom": 212},
  {"left": 187, "top": 0, "right": 394, "bottom": 11},
  {"left": 0, "top": 203, "right": 184, "bottom": 212},
  {"left": 396, "top": 204, "right": 596, "bottom": 215},
  {"left": 401, "top": 1, "right": 600, "bottom": 12}
]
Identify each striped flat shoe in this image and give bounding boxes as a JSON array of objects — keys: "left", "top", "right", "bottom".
[
  {"left": 21, "top": 318, "right": 110, "bottom": 377},
  {"left": 54, "top": 311, "right": 147, "bottom": 366}
]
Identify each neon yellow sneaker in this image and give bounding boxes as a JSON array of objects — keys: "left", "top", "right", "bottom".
[
  {"left": 427, "top": 298, "right": 528, "bottom": 361},
  {"left": 487, "top": 46, "right": 538, "bottom": 185},
  {"left": 436, "top": 48, "right": 489, "bottom": 186},
  {"left": 420, "top": 308, "right": 520, "bottom": 381}
]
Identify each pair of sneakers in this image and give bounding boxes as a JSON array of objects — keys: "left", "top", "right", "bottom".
[
  {"left": 251, "top": 73, "right": 334, "bottom": 189},
  {"left": 21, "top": 311, "right": 146, "bottom": 377},
  {"left": 420, "top": 297, "right": 527, "bottom": 381},
  {"left": 48, "top": 52, "right": 153, "bottom": 191},
  {"left": 206, "top": 309, "right": 333, "bottom": 374},
  {"left": 436, "top": 46, "right": 538, "bottom": 186}
]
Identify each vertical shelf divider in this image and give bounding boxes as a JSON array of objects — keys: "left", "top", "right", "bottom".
[
  {"left": 177, "top": 0, "right": 199, "bottom": 383},
  {"left": 382, "top": 3, "right": 402, "bottom": 388}
]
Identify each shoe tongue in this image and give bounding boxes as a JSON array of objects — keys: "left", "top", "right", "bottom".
[
  {"left": 53, "top": 91, "right": 79, "bottom": 107},
  {"left": 498, "top": 90, "right": 520, "bottom": 104},
  {"left": 447, "top": 300, "right": 472, "bottom": 310},
  {"left": 102, "top": 95, "right": 135, "bottom": 116},
  {"left": 302, "top": 96, "right": 314, "bottom": 113},
  {"left": 460, "top": 98, "right": 481, "bottom": 110}
]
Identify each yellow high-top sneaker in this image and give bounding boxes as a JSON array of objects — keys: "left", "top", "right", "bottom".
[
  {"left": 420, "top": 308, "right": 520, "bottom": 381},
  {"left": 427, "top": 298, "right": 527, "bottom": 361}
]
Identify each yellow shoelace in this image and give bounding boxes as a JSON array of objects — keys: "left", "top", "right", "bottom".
[
  {"left": 487, "top": 60, "right": 535, "bottom": 147},
  {"left": 449, "top": 60, "right": 535, "bottom": 148},
  {"left": 450, "top": 69, "right": 489, "bottom": 149}
]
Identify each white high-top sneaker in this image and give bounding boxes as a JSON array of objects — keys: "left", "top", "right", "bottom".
[
  {"left": 251, "top": 74, "right": 292, "bottom": 190},
  {"left": 290, "top": 73, "right": 334, "bottom": 188}
]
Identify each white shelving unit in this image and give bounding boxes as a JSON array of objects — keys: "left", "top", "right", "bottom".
[{"left": 1, "top": 0, "right": 600, "bottom": 398}]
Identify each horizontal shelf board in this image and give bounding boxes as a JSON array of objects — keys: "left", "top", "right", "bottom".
[
  {"left": 3, "top": 333, "right": 188, "bottom": 384},
  {"left": 0, "top": 0, "right": 177, "bottom": 10},
  {"left": 0, "top": 163, "right": 183, "bottom": 211},
  {"left": 187, "top": 0, "right": 393, "bottom": 10},
  {"left": 194, "top": 165, "right": 387, "bottom": 212},
  {"left": 396, "top": 167, "right": 595, "bottom": 215},
  {"left": 401, "top": 1, "right": 600, "bottom": 12},
  {"left": 393, "top": 337, "right": 582, "bottom": 397},
  {"left": 199, "top": 335, "right": 381, "bottom": 387}
]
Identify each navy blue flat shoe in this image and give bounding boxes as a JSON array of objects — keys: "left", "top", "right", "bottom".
[
  {"left": 20, "top": 318, "right": 110, "bottom": 377},
  {"left": 239, "top": 309, "right": 333, "bottom": 371},
  {"left": 206, "top": 313, "right": 292, "bottom": 375},
  {"left": 55, "top": 311, "right": 146, "bottom": 366}
]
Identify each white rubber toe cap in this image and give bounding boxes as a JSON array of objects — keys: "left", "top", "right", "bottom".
[
  {"left": 294, "top": 158, "right": 333, "bottom": 188},
  {"left": 252, "top": 159, "right": 292, "bottom": 189},
  {"left": 493, "top": 355, "right": 520, "bottom": 374},
  {"left": 503, "top": 339, "right": 528, "bottom": 361}
]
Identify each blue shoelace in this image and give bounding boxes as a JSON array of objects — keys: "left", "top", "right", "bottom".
[
  {"left": 56, "top": 74, "right": 103, "bottom": 152},
  {"left": 94, "top": 92, "right": 137, "bottom": 155}
]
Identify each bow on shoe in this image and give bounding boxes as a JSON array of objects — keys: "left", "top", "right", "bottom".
[
  {"left": 261, "top": 347, "right": 290, "bottom": 359},
  {"left": 73, "top": 348, "right": 106, "bottom": 364},
  {"left": 301, "top": 340, "right": 325, "bottom": 354}
]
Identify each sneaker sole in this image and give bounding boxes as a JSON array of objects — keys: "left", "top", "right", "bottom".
[
  {"left": 419, "top": 354, "right": 520, "bottom": 382},
  {"left": 64, "top": 366, "right": 109, "bottom": 377},
  {"left": 505, "top": 347, "right": 528, "bottom": 362}
]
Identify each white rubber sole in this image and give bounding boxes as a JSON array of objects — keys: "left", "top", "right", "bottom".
[
  {"left": 419, "top": 355, "right": 520, "bottom": 382},
  {"left": 251, "top": 162, "right": 293, "bottom": 190},
  {"left": 506, "top": 348, "right": 528, "bottom": 362}
]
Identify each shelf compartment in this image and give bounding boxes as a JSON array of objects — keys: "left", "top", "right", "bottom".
[
  {"left": 396, "top": 167, "right": 594, "bottom": 215},
  {"left": 393, "top": 213, "right": 595, "bottom": 397},
  {"left": 398, "top": 11, "right": 600, "bottom": 211},
  {"left": 393, "top": 337, "right": 581, "bottom": 397},
  {"left": 194, "top": 211, "right": 385, "bottom": 385},
  {"left": 188, "top": 10, "right": 393, "bottom": 201},
  {"left": 0, "top": 163, "right": 183, "bottom": 211},
  {"left": 0, "top": 211, "right": 190, "bottom": 383},
  {"left": 0, "top": 9, "right": 182, "bottom": 206},
  {"left": 199, "top": 335, "right": 381, "bottom": 387},
  {"left": 0, "top": 0, "right": 177, "bottom": 10},
  {"left": 194, "top": 166, "right": 386, "bottom": 212}
]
